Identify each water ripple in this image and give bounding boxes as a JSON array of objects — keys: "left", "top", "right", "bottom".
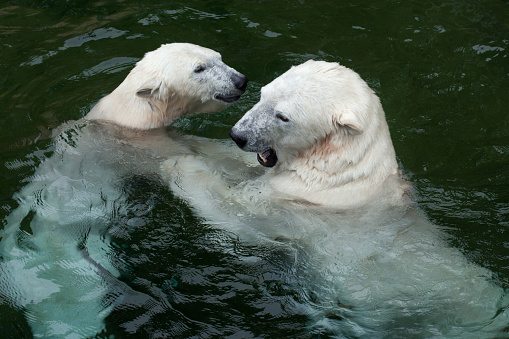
[
  {"left": 20, "top": 27, "right": 129, "bottom": 67},
  {"left": 69, "top": 57, "right": 138, "bottom": 81}
]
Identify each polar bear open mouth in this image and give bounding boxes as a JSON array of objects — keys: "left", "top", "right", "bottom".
[
  {"left": 257, "top": 148, "right": 278, "bottom": 167},
  {"left": 214, "top": 93, "right": 242, "bottom": 103}
]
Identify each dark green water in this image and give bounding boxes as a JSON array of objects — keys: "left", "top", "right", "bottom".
[{"left": 1, "top": 0, "right": 508, "bottom": 337}]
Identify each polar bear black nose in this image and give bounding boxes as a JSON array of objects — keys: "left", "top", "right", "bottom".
[
  {"left": 229, "top": 128, "right": 247, "bottom": 149},
  {"left": 232, "top": 73, "right": 248, "bottom": 92}
]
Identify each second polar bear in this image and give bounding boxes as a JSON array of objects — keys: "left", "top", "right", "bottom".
[
  {"left": 0, "top": 43, "right": 247, "bottom": 338},
  {"left": 165, "top": 60, "right": 508, "bottom": 337},
  {"left": 86, "top": 43, "right": 247, "bottom": 129}
]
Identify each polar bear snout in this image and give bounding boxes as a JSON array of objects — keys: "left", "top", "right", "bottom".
[
  {"left": 232, "top": 73, "right": 248, "bottom": 92},
  {"left": 229, "top": 128, "right": 247, "bottom": 149},
  {"left": 214, "top": 72, "right": 248, "bottom": 103},
  {"left": 229, "top": 126, "right": 278, "bottom": 167}
]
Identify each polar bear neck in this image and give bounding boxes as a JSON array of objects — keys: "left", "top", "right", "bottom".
[
  {"left": 86, "top": 74, "right": 194, "bottom": 130},
  {"left": 268, "top": 121, "right": 402, "bottom": 208}
]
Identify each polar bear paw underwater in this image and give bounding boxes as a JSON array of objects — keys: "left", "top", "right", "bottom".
[
  {"left": 0, "top": 43, "right": 248, "bottom": 338},
  {"left": 165, "top": 60, "right": 509, "bottom": 337}
]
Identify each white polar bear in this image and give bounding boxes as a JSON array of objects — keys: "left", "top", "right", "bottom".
[
  {"left": 229, "top": 60, "right": 407, "bottom": 209},
  {"left": 164, "top": 60, "right": 508, "bottom": 337},
  {"left": 86, "top": 43, "right": 247, "bottom": 129},
  {"left": 0, "top": 43, "right": 247, "bottom": 338}
]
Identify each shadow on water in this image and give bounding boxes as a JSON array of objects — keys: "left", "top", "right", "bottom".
[{"left": 104, "top": 175, "right": 312, "bottom": 337}]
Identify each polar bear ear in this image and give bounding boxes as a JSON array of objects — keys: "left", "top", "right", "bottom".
[
  {"left": 136, "top": 78, "right": 162, "bottom": 98},
  {"left": 335, "top": 110, "right": 364, "bottom": 135}
]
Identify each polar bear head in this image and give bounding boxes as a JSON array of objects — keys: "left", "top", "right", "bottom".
[
  {"left": 86, "top": 43, "right": 248, "bottom": 130},
  {"left": 230, "top": 60, "right": 399, "bottom": 201}
]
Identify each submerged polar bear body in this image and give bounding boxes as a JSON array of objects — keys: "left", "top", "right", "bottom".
[
  {"left": 165, "top": 60, "right": 508, "bottom": 336},
  {"left": 0, "top": 43, "right": 247, "bottom": 338}
]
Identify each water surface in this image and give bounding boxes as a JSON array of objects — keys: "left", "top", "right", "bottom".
[{"left": 1, "top": 0, "right": 508, "bottom": 337}]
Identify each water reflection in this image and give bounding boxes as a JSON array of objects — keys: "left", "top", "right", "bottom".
[{"left": 69, "top": 57, "right": 138, "bottom": 81}]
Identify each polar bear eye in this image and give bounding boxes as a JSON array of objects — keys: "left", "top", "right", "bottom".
[
  {"left": 276, "top": 112, "right": 290, "bottom": 122},
  {"left": 194, "top": 64, "right": 207, "bottom": 73}
]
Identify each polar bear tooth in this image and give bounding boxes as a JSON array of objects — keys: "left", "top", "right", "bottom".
[{"left": 258, "top": 152, "right": 268, "bottom": 162}]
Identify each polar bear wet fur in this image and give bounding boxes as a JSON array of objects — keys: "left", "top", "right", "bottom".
[
  {"left": 86, "top": 42, "right": 248, "bottom": 129},
  {"left": 0, "top": 43, "right": 247, "bottom": 338},
  {"left": 229, "top": 60, "right": 407, "bottom": 209},
  {"left": 165, "top": 60, "right": 508, "bottom": 337}
]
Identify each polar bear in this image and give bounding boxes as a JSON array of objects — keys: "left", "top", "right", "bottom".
[
  {"left": 164, "top": 60, "right": 508, "bottom": 337},
  {"left": 86, "top": 43, "right": 247, "bottom": 129},
  {"left": 229, "top": 60, "right": 406, "bottom": 209},
  {"left": 0, "top": 43, "right": 247, "bottom": 338}
]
